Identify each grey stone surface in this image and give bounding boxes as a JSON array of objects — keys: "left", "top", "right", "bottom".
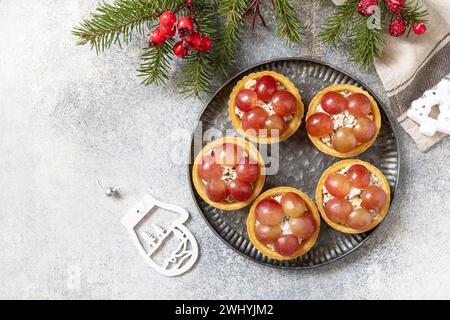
[{"left": 0, "top": 0, "right": 449, "bottom": 299}]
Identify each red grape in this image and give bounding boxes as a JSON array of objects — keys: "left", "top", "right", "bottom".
[
  {"left": 255, "top": 199, "right": 285, "bottom": 226},
  {"left": 235, "top": 89, "right": 257, "bottom": 112},
  {"left": 205, "top": 179, "right": 228, "bottom": 202},
  {"left": 346, "top": 164, "right": 370, "bottom": 188},
  {"left": 235, "top": 156, "right": 260, "bottom": 184},
  {"left": 228, "top": 180, "right": 253, "bottom": 201},
  {"left": 274, "top": 234, "right": 299, "bottom": 256},
  {"left": 306, "top": 112, "right": 333, "bottom": 137},
  {"left": 242, "top": 107, "right": 269, "bottom": 135},
  {"left": 290, "top": 212, "right": 316, "bottom": 239},
  {"left": 321, "top": 91, "right": 348, "bottom": 115},
  {"left": 264, "top": 115, "right": 286, "bottom": 136},
  {"left": 354, "top": 117, "right": 376, "bottom": 143},
  {"left": 280, "top": 192, "right": 307, "bottom": 218},
  {"left": 324, "top": 198, "right": 352, "bottom": 224},
  {"left": 255, "top": 224, "right": 281, "bottom": 244},
  {"left": 361, "top": 185, "right": 387, "bottom": 210},
  {"left": 271, "top": 91, "right": 296, "bottom": 116},
  {"left": 348, "top": 208, "right": 372, "bottom": 230},
  {"left": 346, "top": 93, "right": 371, "bottom": 117},
  {"left": 214, "top": 143, "right": 243, "bottom": 166},
  {"left": 332, "top": 127, "right": 358, "bottom": 153},
  {"left": 255, "top": 75, "right": 277, "bottom": 101},
  {"left": 325, "top": 173, "right": 351, "bottom": 198},
  {"left": 198, "top": 155, "right": 222, "bottom": 181}
]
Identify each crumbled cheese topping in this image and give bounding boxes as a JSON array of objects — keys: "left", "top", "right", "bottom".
[
  {"left": 244, "top": 79, "right": 257, "bottom": 89},
  {"left": 316, "top": 91, "right": 374, "bottom": 147},
  {"left": 221, "top": 167, "right": 237, "bottom": 183},
  {"left": 259, "top": 101, "right": 275, "bottom": 116}
]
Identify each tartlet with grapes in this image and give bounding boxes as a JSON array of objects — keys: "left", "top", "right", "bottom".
[
  {"left": 247, "top": 187, "right": 320, "bottom": 260},
  {"left": 228, "top": 71, "right": 304, "bottom": 144},
  {"left": 192, "top": 137, "right": 265, "bottom": 211},
  {"left": 306, "top": 84, "right": 381, "bottom": 158},
  {"left": 316, "top": 160, "right": 391, "bottom": 234}
]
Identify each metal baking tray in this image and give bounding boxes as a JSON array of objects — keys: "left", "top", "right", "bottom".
[{"left": 188, "top": 58, "right": 400, "bottom": 269}]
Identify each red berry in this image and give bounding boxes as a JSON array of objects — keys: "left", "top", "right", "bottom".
[
  {"left": 198, "top": 35, "right": 212, "bottom": 52},
  {"left": 160, "top": 26, "right": 176, "bottom": 38},
  {"left": 357, "top": 0, "right": 378, "bottom": 17},
  {"left": 177, "top": 17, "right": 194, "bottom": 37},
  {"left": 173, "top": 41, "right": 188, "bottom": 58},
  {"left": 187, "top": 33, "right": 202, "bottom": 49},
  {"left": 413, "top": 22, "right": 427, "bottom": 35},
  {"left": 389, "top": 15, "right": 407, "bottom": 37},
  {"left": 149, "top": 28, "right": 166, "bottom": 45},
  {"left": 159, "top": 11, "right": 177, "bottom": 28},
  {"left": 387, "top": 0, "right": 405, "bottom": 14}
]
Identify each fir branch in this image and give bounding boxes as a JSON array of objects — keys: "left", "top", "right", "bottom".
[
  {"left": 275, "top": 0, "right": 302, "bottom": 45},
  {"left": 179, "top": 1, "right": 217, "bottom": 97},
  {"left": 349, "top": 16, "right": 384, "bottom": 69},
  {"left": 320, "top": 0, "right": 359, "bottom": 47},
  {"left": 402, "top": 0, "right": 428, "bottom": 34},
  {"left": 72, "top": 0, "right": 181, "bottom": 53},
  {"left": 216, "top": 0, "right": 249, "bottom": 76},
  {"left": 138, "top": 38, "right": 175, "bottom": 86},
  {"left": 180, "top": 52, "right": 213, "bottom": 97}
]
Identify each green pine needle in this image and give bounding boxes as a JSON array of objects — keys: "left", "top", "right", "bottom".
[
  {"left": 349, "top": 16, "right": 384, "bottom": 69},
  {"left": 72, "top": 0, "right": 181, "bottom": 53},
  {"left": 179, "top": 52, "right": 214, "bottom": 97},
  {"left": 138, "top": 38, "right": 174, "bottom": 86},
  {"left": 403, "top": 0, "right": 429, "bottom": 34},
  {"left": 320, "top": 0, "right": 359, "bottom": 47},
  {"left": 215, "top": 0, "right": 249, "bottom": 76},
  {"left": 321, "top": 0, "right": 428, "bottom": 69},
  {"left": 275, "top": 0, "right": 302, "bottom": 45},
  {"left": 179, "top": 0, "right": 217, "bottom": 97}
]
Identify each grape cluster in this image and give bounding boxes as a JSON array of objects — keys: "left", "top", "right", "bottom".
[
  {"left": 255, "top": 192, "right": 317, "bottom": 256},
  {"left": 235, "top": 75, "right": 297, "bottom": 138},
  {"left": 324, "top": 164, "right": 387, "bottom": 231},
  {"left": 306, "top": 91, "right": 377, "bottom": 153},
  {"left": 198, "top": 143, "right": 261, "bottom": 203},
  {"left": 150, "top": 11, "right": 212, "bottom": 58}
]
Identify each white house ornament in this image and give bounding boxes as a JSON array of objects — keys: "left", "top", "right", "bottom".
[
  {"left": 407, "top": 76, "right": 450, "bottom": 137},
  {"left": 121, "top": 194, "right": 199, "bottom": 276}
]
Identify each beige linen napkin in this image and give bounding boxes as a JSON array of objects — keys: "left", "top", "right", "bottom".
[{"left": 374, "top": 0, "right": 450, "bottom": 151}]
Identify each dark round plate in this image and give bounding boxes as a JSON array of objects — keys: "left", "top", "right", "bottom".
[{"left": 188, "top": 58, "right": 400, "bottom": 269}]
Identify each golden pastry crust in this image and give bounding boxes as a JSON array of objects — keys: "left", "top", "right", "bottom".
[
  {"left": 246, "top": 187, "right": 320, "bottom": 260},
  {"left": 192, "top": 137, "right": 265, "bottom": 211},
  {"left": 228, "top": 71, "right": 304, "bottom": 144},
  {"left": 316, "top": 159, "right": 391, "bottom": 234},
  {"left": 306, "top": 84, "right": 381, "bottom": 158}
]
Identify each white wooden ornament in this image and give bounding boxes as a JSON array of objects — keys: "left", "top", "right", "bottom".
[
  {"left": 407, "top": 76, "right": 450, "bottom": 137},
  {"left": 121, "top": 194, "right": 199, "bottom": 277}
]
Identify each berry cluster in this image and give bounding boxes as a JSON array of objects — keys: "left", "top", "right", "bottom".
[
  {"left": 357, "top": 0, "right": 427, "bottom": 38},
  {"left": 149, "top": 11, "right": 212, "bottom": 58}
]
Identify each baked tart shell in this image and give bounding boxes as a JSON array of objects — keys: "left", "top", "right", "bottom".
[
  {"left": 192, "top": 137, "right": 266, "bottom": 211},
  {"left": 228, "top": 71, "right": 304, "bottom": 144},
  {"left": 316, "top": 159, "right": 391, "bottom": 234},
  {"left": 307, "top": 84, "right": 381, "bottom": 158},
  {"left": 247, "top": 187, "right": 320, "bottom": 260}
]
